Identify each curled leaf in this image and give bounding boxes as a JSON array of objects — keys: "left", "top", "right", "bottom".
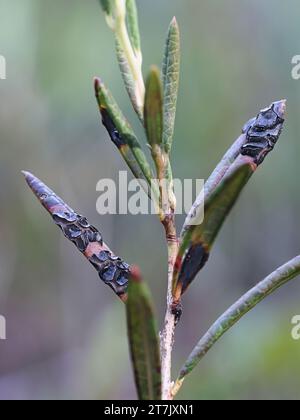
[{"left": 126, "top": 267, "right": 162, "bottom": 400}]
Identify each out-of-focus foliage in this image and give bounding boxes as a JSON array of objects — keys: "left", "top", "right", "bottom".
[{"left": 1, "top": 0, "right": 300, "bottom": 400}]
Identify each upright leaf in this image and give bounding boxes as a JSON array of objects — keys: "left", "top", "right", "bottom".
[
  {"left": 162, "top": 17, "right": 180, "bottom": 155},
  {"left": 181, "top": 131, "right": 248, "bottom": 234},
  {"left": 173, "top": 100, "right": 286, "bottom": 303},
  {"left": 145, "top": 66, "right": 163, "bottom": 149},
  {"left": 126, "top": 0, "right": 141, "bottom": 54},
  {"left": 115, "top": 39, "right": 144, "bottom": 121},
  {"left": 99, "top": 0, "right": 145, "bottom": 120},
  {"left": 126, "top": 268, "right": 161, "bottom": 400},
  {"left": 94, "top": 78, "right": 158, "bottom": 202}
]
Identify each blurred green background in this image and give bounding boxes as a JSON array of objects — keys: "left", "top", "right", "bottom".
[{"left": 0, "top": 0, "right": 300, "bottom": 400}]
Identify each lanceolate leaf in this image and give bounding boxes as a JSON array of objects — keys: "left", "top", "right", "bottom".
[
  {"left": 94, "top": 78, "right": 157, "bottom": 200},
  {"left": 126, "top": 0, "right": 141, "bottom": 54},
  {"left": 175, "top": 256, "right": 300, "bottom": 389},
  {"left": 115, "top": 39, "right": 144, "bottom": 121},
  {"left": 23, "top": 171, "right": 130, "bottom": 302},
  {"left": 145, "top": 66, "right": 163, "bottom": 149},
  {"left": 126, "top": 268, "right": 161, "bottom": 400},
  {"left": 182, "top": 131, "right": 248, "bottom": 234},
  {"left": 162, "top": 17, "right": 180, "bottom": 155},
  {"left": 173, "top": 100, "right": 286, "bottom": 304},
  {"left": 173, "top": 163, "right": 253, "bottom": 303},
  {"left": 98, "top": 0, "right": 145, "bottom": 120}
]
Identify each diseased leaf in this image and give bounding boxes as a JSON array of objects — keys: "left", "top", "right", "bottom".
[
  {"left": 173, "top": 163, "right": 253, "bottom": 303},
  {"left": 94, "top": 77, "right": 157, "bottom": 201},
  {"left": 23, "top": 171, "right": 130, "bottom": 302},
  {"left": 162, "top": 17, "right": 180, "bottom": 155},
  {"left": 181, "top": 131, "right": 248, "bottom": 235},
  {"left": 175, "top": 256, "right": 300, "bottom": 386},
  {"left": 126, "top": 268, "right": 161, "bottom": 400},
  {"left": 126, "top": 0, "right": 141, "bottom": 54},
  {"left": 173, "top": 100, "right": 286, "bottom": 303}
]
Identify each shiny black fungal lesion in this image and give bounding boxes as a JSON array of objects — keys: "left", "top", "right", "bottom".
[
  {"left": 241, "top": 102, "right": 285, "bottom": 165},
  {"left": 23, "top": 171, "right": 130, "bottom": 297},
  {"left": 101, "top": 107, "right": 126, "bottom": 149},
  {"left": 51, "top": 209, "right": 130, "bottom": 296},
  {"left": 177, "top": 243, "right": 209, "bottom": 295}
]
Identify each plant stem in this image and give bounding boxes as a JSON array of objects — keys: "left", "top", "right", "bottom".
[{"left": 160, "top": 214, "right": 178, "bottom": 400}]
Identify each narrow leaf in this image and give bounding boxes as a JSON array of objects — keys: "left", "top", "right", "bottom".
[
  {"left": 176, "top": 256, "right": 300, "bottom": 384},
  {"left": 182, "top": 131, "right": 248, "bottom": 234},
  {"left": 23, "top": 171, "right": 130, "bottom": 302},
  {"left": 162, "top": 17, "right": 180, "bottom": 155},
  {"left": 126, "top": 267, "right": 161, "bottom": 400},
  {"left": 98, "top": 0, "right": 145, "bottom": 120},
  {"left": 126, "top": 0, "right": 141, "bottom": 54},
  {"left": 144, "top": 66, "right": 163, "bottom": 148},
  {"left": 173, "top": 100, "right": 286, "bottom": 303},
  {"left": 115, "top": 38, "right": 144, "bottom": 121},
  {"left": 94, "top": 78, "right": 157, "bottom": 200}
]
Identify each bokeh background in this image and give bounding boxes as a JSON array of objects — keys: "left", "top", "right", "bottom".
[{"left": 1, "top": 0, "right": 300, "bottom": 400}]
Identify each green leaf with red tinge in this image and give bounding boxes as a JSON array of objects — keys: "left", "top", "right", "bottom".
[{"left": 126, "top": 268, "right": 161, "bottom": 400}]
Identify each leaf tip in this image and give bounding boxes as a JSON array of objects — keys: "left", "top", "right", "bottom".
[
  {"left": 22, "top": 170, "right": 36, "bottom": 188},
  {"left": 170, "top": 16, "right": 178, "bottom": 28},
  {"left": 273, "top": 99, "right": 287, "bottom": 119},
  {"left": 130, "top": 265, "right": 143, "bottom": 283},
  {"left": 94, "top": 76, "right": 104, "bottom": 93}
]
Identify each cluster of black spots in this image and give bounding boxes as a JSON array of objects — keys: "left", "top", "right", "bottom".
[
  {"left": 52, "top": 210, "right": 103, "bottom": 253},
  {"left": 52, "top": 210, "right": 130, "bottom": 295},
  {"left": 241, "top": 103, "right": 285, "bottom": 165},
  {"left": 90, "top": 251, "right": 130, "bottom": 295}
]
